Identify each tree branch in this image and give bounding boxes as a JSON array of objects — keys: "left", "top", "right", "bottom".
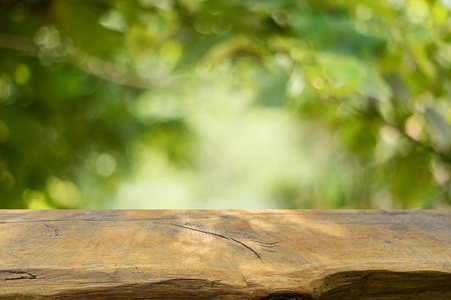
[{"left": 0, "top": 33, "right": 171, "bottom": 90}]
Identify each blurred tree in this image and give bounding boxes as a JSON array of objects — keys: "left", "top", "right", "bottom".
[{"left": 0, "top": 0, "right": 450, "bottom": 208}]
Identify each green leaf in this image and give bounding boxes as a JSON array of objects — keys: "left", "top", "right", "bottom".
[{"left": 52, "top": 0, "right": 120, "bottom": 57}]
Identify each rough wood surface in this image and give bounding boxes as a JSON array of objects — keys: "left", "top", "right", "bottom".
[{"left": 0, "top": 210, "right": 450, "bottom": 299}]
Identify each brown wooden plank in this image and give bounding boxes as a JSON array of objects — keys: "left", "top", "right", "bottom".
[{"left": 0, "top": 210, "right": 450, "bottom": 299}]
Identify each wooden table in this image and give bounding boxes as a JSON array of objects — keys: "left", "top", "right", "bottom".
[{"left": 0, "top": 210, "right": 450, "bottom": 299}]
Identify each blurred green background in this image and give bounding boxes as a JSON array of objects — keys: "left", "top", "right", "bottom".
[{"left": 1, "top": 0, "right": 451, "bottom": 209}]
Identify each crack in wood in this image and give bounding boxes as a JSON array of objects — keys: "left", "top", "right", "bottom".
[
  {"left": 2, "top": 270, "right": 37, "bottom": 281},
  {"left": 43, "top": 224, "right": 59, "bottom": 237},
  {"left": 170, "top": 224, "right": 263, "bottom": 260},
  {"left": 260, "top": 292, "right": 308, "bottom": 300}
]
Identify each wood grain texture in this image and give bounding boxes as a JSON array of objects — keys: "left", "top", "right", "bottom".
[{"left": 0, "top": 210, "right": 450, "bottom": 299}]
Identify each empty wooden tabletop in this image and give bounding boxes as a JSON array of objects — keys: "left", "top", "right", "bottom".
[{"left": 0, "top": 210, "right": 450, "bottom": 299}]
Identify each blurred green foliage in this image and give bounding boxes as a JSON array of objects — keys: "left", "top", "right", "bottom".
[{"left": 0, "top": 0, "right": 451, "bottom": 209}]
